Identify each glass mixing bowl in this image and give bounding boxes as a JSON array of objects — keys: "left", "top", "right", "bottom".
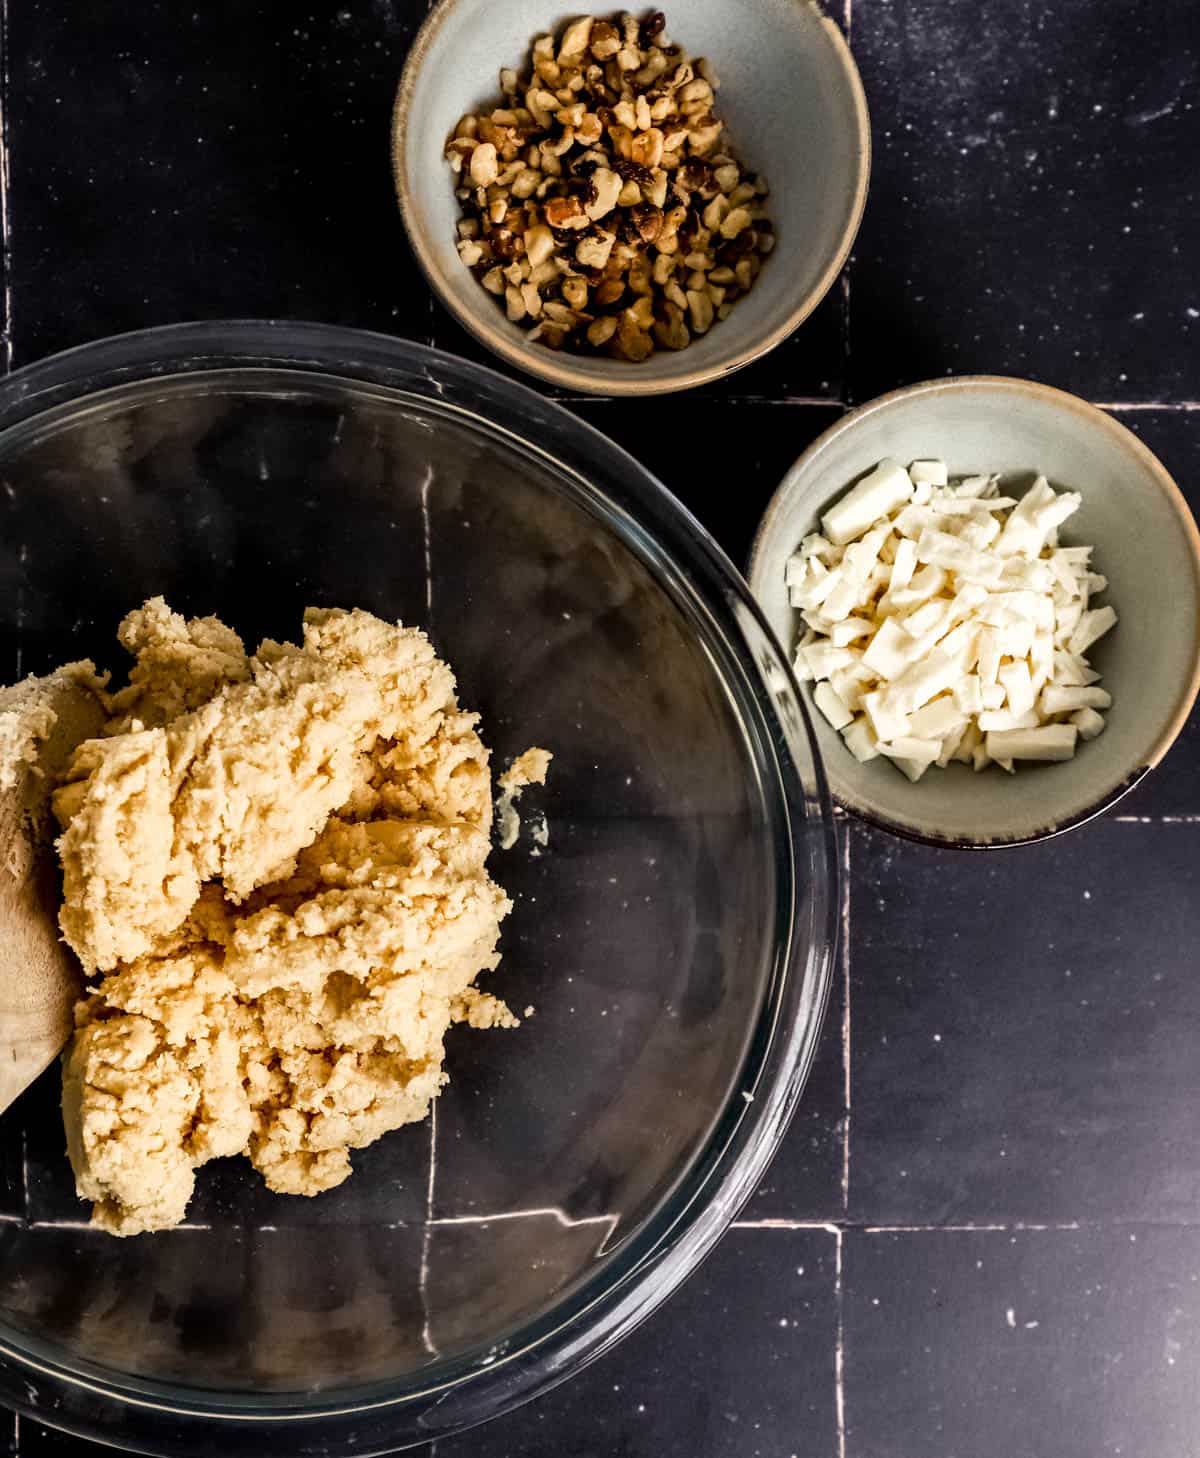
[{"left": 0, "top": 322, "right": 836, "bottom": 1454}]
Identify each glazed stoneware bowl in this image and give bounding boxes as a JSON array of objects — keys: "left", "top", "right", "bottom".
[
  {"left": 749, "top": 376, "right": 1200, "bottom": 847},
  {"left": 392, "top": 0, "right": 869, "bottom": 395}
]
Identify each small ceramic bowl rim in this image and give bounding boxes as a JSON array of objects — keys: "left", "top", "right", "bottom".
[
  {"left": 748, "top": 374, "right": 1200, "bottom": 850},
  {"left": 391, "top": 0, "right": 871, "bottom": 397}
]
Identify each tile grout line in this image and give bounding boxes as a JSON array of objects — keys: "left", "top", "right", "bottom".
[
  {"left": 19, "top": 1128, "right": 28, "bottom": 1224},
  {"left": 417, "top": 1055, "right": 439, "bottom": 1356},
  {"left": 1094, "top": 401, "right": 1200, "bottom": 411},
  {"left": 834, "top": 1226, "right": 846, "bottom": 1458},
  {"left": 0, "top": 0, "right": 11, "bottom": 374},
  {"left": 840, "top": 824, "right": 852, "bottom": 1218},
  {"left": 1112, "top": 814, "right": 1200, "bottom": 824},
  {"left": 423, "top": 443, "right": 437, "bottom": 621}
]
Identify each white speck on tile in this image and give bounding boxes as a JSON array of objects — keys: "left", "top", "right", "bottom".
[{"left": 1006, "top": 1308, "right": 1016, "bottom": 1328}]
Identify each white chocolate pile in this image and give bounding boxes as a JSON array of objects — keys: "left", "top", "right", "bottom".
[{"left": 786, "top": 459, "right": 1118, "bottom": 781}]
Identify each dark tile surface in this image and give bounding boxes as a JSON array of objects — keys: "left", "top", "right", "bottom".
[
  {"left": 848, "top": 818, "right": 1200, "bottom": 1226},
  {"left": 435, "top": 1227, "right": 838, "bottom": 1458},
  {"left": 2, "top": 0, "right": 1200, "bottom": 1455},
  {"left": 844, "top": 1226, "right": 1200, "bottom": 1458},
  {"left": 848, "top": 0, "right": 1200, "bottom": 403},
  {"left": 6, "top": 0, "right": 432, "bottom": 367}
]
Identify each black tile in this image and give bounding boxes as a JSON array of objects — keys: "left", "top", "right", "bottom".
[
  {"left": 848, "top": 818, "right": 1200, "bottom": 1225},
  {"left": 435, "top": 1226, "right": 838, "bottom": 1458},
  {"left": 844, "top": 1225, "right": 1200, "bottom": 1458},
  {"left": 570, "top": 400, "right": 844, "bottom": 569},
  {"left": 7, "top": 0, "right": 432, "bottom": 366},
  {"left": 1101, "top": 409, "right": 1200, "bottom": 818},
  {"left": 848, "top": 0, "right": 1200, "bottom": 402},
  {"left": 745, "top": 826, "right": 846, "bottom": 1222}
]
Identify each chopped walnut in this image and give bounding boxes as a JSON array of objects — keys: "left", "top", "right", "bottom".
[{"left": 443, "top": 9, "right": 774, "bottom": 361}]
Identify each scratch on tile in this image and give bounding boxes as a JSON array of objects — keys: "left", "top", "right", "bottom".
[
  {"left": 834, "top": 1226, "right": 845, "bottom": 1458},
  {"left": 27, "top": 1219, "right": 213, "bottom": 1230},
  {"left": 419, "top": 462, "right": 435, "bottom": 628},
  {"left": 861, "top": 1221, "right": 1082, "bottom": 1233},
  {"left": 733, "top": 1218, "right": 841, "bottom": 1232},
  {"left": 0, "top": 0, "right": 11, "bottom": 374},
  {"left": 840, "top": 827, "right": 851, "bottom": 1216},
  {"left": 418, "top": 1104, "right": 439, "bottom": 1356},
  {"left": 840, "top": 271, "right": 851, "bottom": 390},
  {"left": 1113, "top": 814, "right": 1200, "bottom": 825},
  {"left": 1095, "top": 401, "right": 1200, "bottom": 412},
  {"left": 20, "top": 1128, "right": 28, "bottom": 1222}
]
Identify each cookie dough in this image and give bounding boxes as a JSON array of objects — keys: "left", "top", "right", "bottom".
[
  {"left": 495, "top": 747, "right": 553, "bottom": 851},
  {"left": 52, "top": 598, "right": 531, "bottom": 1235}
]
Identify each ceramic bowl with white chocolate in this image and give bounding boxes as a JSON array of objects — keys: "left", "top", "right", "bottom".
[{"left": 749, "top": 376, "right": 1200, "bottom": 847}]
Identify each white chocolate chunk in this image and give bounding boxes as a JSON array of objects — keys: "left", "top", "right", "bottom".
[
  {"left": 1072, "top": 707, "right": 1107, "bottom": 740},
  {"left": 909, "top": 459, "right": 948, "bottom": 487},
  {"left": 1068, "top": 605, "right": 1118, "bottom": 656},
  {"left": 977, "top": 707, "right": 1041, "bottom": 732},
  {"left": 909, "top": 696, "right": 967, "bottom": 741},
  {"left": 985, "top": 724, "right": 1078, "bottom": 761},
  {"left": 886, "top": 537, "right": 917, "bottom": 594},
  {"left": 802, "top": 642, "right": 858, "bottom": 681},
  {"left": 841, "top": 716, "right": 881, "bottom": 762},
  {"left": 814, "top": 681, "right": 855, "bottom": 731},
  {"left": 916, "top": 529, "right": 1005, "bottom": 586},
  {"left": 829, "top": 616, "right": 875, "bottom": 648},
  {"left": 878, "top": 736, "right": 941, "bottom": 767},
  {"left": 862, "top": 690, "right": 912, "bottom": 744},
  {"left": 822, "top": 459, "right": 913, "bottom": 547},
  {"left": 1040, "top": 684, "right": 1112, "bottom": 715},
  {"left": 953, "top": 675, "right": 984, "bottom": 716},
  {"left": 882, "top": 647, "right": 960, "bottom": 715},
  {"left": 998, "top": 660, "right": 1035, "bottom": 718},
  {"left": 862, "top": 619, "right": 922, "bottom": 680}
]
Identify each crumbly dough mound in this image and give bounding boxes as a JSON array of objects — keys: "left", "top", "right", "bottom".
[{"left": 54, "top": 599, "right": 520, "bottom": 1235}]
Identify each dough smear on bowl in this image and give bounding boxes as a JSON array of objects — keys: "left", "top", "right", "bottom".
[{"left": 50, "top": 598, "right": 540, "bottom": 1235}]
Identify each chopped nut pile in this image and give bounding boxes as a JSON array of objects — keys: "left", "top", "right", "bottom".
[{"left": 444, "top": 11, "right": 774, "bottom": 360}]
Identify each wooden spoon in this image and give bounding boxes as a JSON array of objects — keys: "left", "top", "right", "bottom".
[{"left": 0, "top": 667, "right": 106, "bottom": 1115}]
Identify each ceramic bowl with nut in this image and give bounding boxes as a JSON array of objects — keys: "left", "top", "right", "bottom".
[
  {"left": 393, "top": 0, "right": 869, "bottom": 395},
  {"left": 749, "top": 376, "right": 1200, "bottom": 848}
]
